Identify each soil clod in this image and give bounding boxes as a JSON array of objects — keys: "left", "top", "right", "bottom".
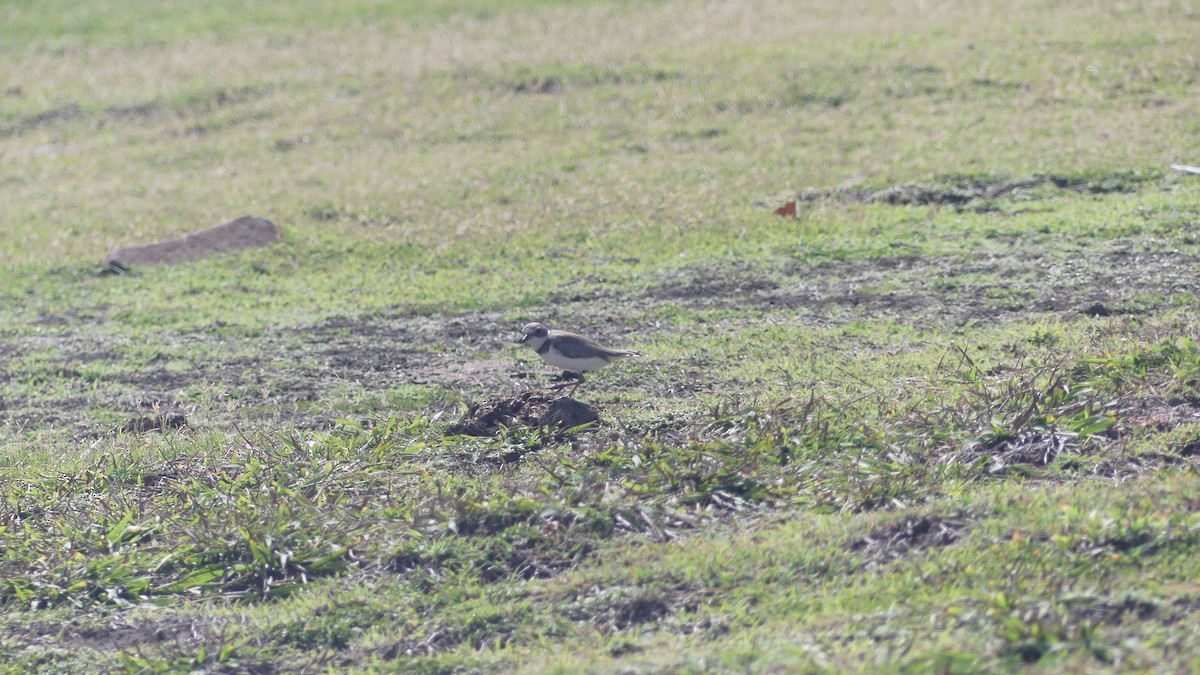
[{"left": 447, "top": 392, "right": 599, "bottom": 437}]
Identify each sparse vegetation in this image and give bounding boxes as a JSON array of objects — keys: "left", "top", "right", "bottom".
[{"left": 2, "top": 0, "right": 1200, "bottom": 672}]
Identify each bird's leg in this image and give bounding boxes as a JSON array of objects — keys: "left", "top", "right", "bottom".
[
  {"left": 565, "top": 373, "right": 585, "bottom": 397},
  {"left": 550, "top": 371, "right": 585, "bottom": 396}
]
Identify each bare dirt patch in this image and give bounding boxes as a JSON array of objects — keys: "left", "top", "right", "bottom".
[
  {"left": 14, "top": 612, "right": 217, "bottom": 661},
  {"left": 0, "top": 104, "right": 84, "bottom": 138},
  {"left": 641, "top": 247, "right": 1200, "bottom": 326},
  {"left": 0, "top": 312, "right": 553, "bottom": 434},
  {"left": 788, "top": 171, "right": 1162, "bottom": 208},
  {"left": 410, "top": 358, "right": 522, "bottom": 388},
  {"left": 564, "top": 585, "right": 685, "bottom": 631},
  {"left": 296, "top": 311, "right": 527, "bottom": 392},
  {"left": 1074, "top": 596, "right": 1200, "bottom": 627},
  {"left": 1116, "top": 395, "right": 1200, "bottom": 435},
  {"left": 1103, "top": 395, "right": 1200, "bottom": 470},
  {"left": 649, "top": 266, "right": 778, "bottom": 306},
  {"left": 851, "top": 514, "right": 971, "bottom": 566},
  {"left": 1, "top": 85, "right": 272, "bottom": 139}
]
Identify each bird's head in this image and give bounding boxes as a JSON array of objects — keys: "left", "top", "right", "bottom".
[{"left": 518, "top": 322, "right": 549, "bottom": 345}]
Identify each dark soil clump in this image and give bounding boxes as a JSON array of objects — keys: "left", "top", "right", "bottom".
[{"left": 447, "top": 392, "right": 600, "bottom": 437}]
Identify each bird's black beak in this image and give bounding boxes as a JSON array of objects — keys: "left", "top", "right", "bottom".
[{"left": 517, "top": 334, "right": 530, "bottom": 344}]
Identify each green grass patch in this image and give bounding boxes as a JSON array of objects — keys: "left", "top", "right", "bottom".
[{"left": 2, "top": 0, "right": 1200, "bottom": 671}]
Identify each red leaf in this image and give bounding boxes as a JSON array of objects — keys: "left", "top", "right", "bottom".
[{"left": 774, "top": 201, "right": 796, "bottom": 217}]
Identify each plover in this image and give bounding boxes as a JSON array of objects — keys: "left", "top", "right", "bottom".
[{"left": 517, "top": 322, "right": 640, "bottom": 395}]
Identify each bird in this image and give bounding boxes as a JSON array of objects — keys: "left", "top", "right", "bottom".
[{"left": 517, "top": 322, "right": 641, "bottom": 396}]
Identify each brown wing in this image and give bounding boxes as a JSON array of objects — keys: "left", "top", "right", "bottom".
[{"left": 549, "top": 330, "right": 637, "bottom": 359}]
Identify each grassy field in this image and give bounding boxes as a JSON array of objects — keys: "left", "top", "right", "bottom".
[{"left": 2, "top": 0, "right": 1200, "bottom": 671}]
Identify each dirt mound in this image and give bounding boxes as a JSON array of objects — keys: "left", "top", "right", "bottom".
[
  {"left": 447, "top": 392, "right": 600, "bottom": 437},
  {"left": 107, "top": 215, "right": 280, "bottom": 266}
]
